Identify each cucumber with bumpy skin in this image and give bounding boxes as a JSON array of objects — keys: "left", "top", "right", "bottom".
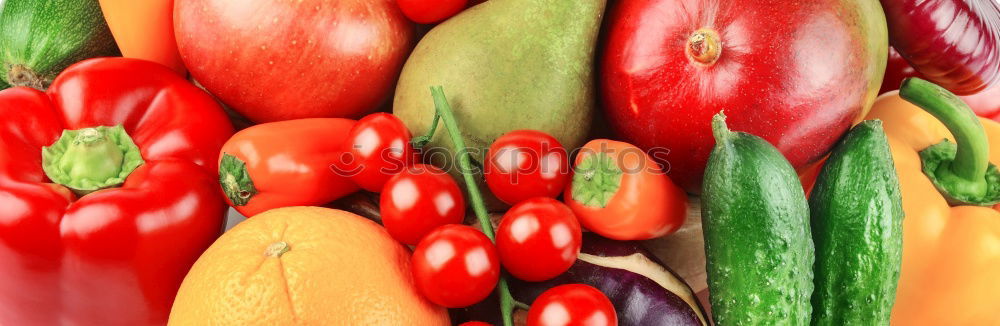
[
  {"left": 701, "top": 113, "right": 814, "bottom": 325},
  {"left": 809, "top": 120, "right": 903, "bottom": 325}
]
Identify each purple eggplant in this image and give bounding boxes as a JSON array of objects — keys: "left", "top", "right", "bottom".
[
  {"left": 456, "top": 234, "right": 709, "bottom": 325},
  {"left": 881, "top": 0, "right": 1000, "bottom": 95}
]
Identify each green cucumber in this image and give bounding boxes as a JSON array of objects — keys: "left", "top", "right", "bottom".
[
  {"left": 808, "top": 120, "right": 903, "bottom": 325},
  {"left": 701, "top": 113, "right": 815, "bottom": 325},
  {"left": 0, "top": 0, "right": 119, "bottom": 90}
]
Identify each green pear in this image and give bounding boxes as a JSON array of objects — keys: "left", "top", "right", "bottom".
[{"left": 393, "top": 0, "right": 607, "bottom": 197}]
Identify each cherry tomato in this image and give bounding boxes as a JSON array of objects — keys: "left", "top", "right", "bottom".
[
  {"left": 339, "top": 113, "right": 417, "bottom": 192},
  {"left": 412, "top": 224, "right": 500, "bottom": 308},
  {"left": 459, "top": 322, "right": 491, "bottom": 326},
  {"left": 397, "top": 0, "right": 468, "bottom": 24},
  {"left": 380, "top": 164, "right": 465, "bottom": 245},
  {"left": 496, "top": 198, "right": 581, "bottom": 282},
  {"left": 485, "top": 130, "right": 571, "bottom": 205},
  {"left": 527, "top": 284, "right": 617, "bottom": 326}
]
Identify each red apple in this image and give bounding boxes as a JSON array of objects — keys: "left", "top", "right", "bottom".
[
  {"left": 175, "top": 0, "right": 415, "bottom": 123},
  {"left": 601, "top": 0, "right": 888, "bottom": 193}
]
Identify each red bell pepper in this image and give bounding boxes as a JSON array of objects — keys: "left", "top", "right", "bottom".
[{"left": 0, "top": 58, "right": 233, "bottom": 325}]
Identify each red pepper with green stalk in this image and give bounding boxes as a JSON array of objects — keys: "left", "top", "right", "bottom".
[
  {"left": 0, "top": 58, "right": 233, "bottom": 325},
  {"left": 218, "top": 118, "right": 361, "bottom": 217}
]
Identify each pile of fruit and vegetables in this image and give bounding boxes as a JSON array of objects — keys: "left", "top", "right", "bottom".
[{"left": 1, "top": 0, "right": 997, "bottom": 324}]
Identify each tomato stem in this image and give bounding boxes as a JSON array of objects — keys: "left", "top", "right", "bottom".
[
  {"left": 412, "top": 113, "right": 441, "bottom": 148},
  {"left": 430, "top": 86, "right": 514, "bottom": 326}
]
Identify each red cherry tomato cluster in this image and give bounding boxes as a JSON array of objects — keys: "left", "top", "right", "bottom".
[
  {"left": 341, "top": 112, "right": 500, "bottom": 309},
  {"left": 527, "top": 284, "right": 617, "bottom": 326},
  {"left": 483, "top": 130, "right": 581, "bottom": 282},
  {"left": 350, "top": 122, "right": 611, "bottom": 320},
  {"left": 485, "top": 130, "right": 571, "bottom": 205}
]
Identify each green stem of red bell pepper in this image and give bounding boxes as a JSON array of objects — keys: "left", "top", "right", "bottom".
[
  {"left": 41, "top": 125, "right": 144, "bottom": 196},
  {"left": 429, "top": 86, "right": 515, "bottom": 326},
  {"left": 901, "top": 77, "right": 1000, "bottom": 206}
]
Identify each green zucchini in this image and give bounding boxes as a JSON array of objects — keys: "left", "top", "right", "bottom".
[
  {"left": 0, "top": 0, "right": 119, "bottom": 90},
  {"left": 808, "top": 120, "right": 903, "bottom": 325},
  {"left": 701, "top": 113, "right": 815, "bottom": 325}
]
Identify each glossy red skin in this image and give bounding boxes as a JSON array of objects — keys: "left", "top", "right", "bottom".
[
  {"left": 412, "top": 224, "right": 500, "bottom": 308},
  {"left": 485, "top": 130, "right": 570, "bottom": 205},
  {"left": 0, "top": 58, "right": 233, "bottom": 325},
  {"left": 881, "top": 0, "right": 1000, "bottom": 95},
  {"left": 341, "top": 113, "right": 416, "bottom": 192},
  {"left": 527, "top": 284, "right": 617, "bottom": 326},
  {"left": 460, "top": 322, "right": 492, "bottom": 326},
  {"left": 220, "top": 118, "right": 360, "bottom": 217},
  {"left": 174, "top": 0, "right": 415, "bottom": 122},
  {"left": 881, "top": 47, "right": 1000, "bottom": 119},
  {"left": 397, "top": 0, "right": 468, "bottom": 24},
  {"left": 496, "top": 198, "right": 581, "bottom": 282},
  {"left": 380, "top": 164, "right": 466, "bottom": 245},
  {"left": 601, "top": 0, "right": 884, "bottom": 192}
]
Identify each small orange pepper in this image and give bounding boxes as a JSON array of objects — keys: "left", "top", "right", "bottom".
[
  {"left": 865, "top": 78, "right": 1000, "bottom": 325},
  {"left": 99, "top": 0, "right": 186, "bottom": 74}
]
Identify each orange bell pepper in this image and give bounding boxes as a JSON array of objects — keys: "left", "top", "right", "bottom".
[
  {"left": 864, "top": 78, "right": 1000, "bottom": 325},
  {"left": 99, "top": 0, "right": 186, "bottom": 74}
]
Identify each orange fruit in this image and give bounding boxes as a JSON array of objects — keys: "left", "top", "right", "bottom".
[{"left": 168, "top": 206, "right": 449, "bottom": 325}]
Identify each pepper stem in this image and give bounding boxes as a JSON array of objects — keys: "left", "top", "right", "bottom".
[
  {"left": 429, "top": 86, "right": 514, "bottom": 326},
  {"left": 571, "top": 153, "right": 623, "bottom": 208},
  {"left": 219, "top": 154, "right": 258, "bottom": 206},
  {"left": 41, "top": 125, "right": 144, "bottom": 196},
  {"left": 901, "top": 77, "right": 1000, "bottom": 206}
]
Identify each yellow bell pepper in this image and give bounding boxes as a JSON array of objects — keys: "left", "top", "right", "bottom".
[{"left": 865, "top": 78, "right": 1000, "bottom": 324}]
